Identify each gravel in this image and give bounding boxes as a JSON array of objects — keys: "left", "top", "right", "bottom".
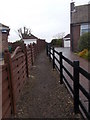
[{"left": 15, "top": 50, "right": 82, "bottom": 119}]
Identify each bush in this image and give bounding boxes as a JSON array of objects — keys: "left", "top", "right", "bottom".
[
  {"left": 78, "top": 32, "right": 90, "bottom": 51},
  {"left": 78, "top": 49, "right": 88, "bottom": 57},
  {"left": 88, "top": 50, "right": 90, "bottom": 61},
  {"left": 51, "top": 39, "right": 62, "bottom": 46},
  {"left": 78, "top": 49, "right": 90, "bottom": 61}
]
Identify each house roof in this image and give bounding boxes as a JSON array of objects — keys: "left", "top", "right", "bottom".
[
  {"left": 22, "top": 34, "right": 38, "bottom": 39},
  {"left": 71, "top": 4, "right": 90, "bottom": 24},
  {"left": 64, "top": 34, "right": 70, "bottom": 38},
  {"left": 0, "top": 23, "right": 10, "bottom": 30}
]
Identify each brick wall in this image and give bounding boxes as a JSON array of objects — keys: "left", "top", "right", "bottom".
[
  {"left": 0, "top": 31, "right": 2, "bottom": 53},
  {"left": 71, "top": 4, "right": 89, "bottom": 24},
  {"left": 2, "top": 33, "right": 9, "bottom": 52},
  {"left": 70, "top": 24, "right": 80, "bottom": 52}
]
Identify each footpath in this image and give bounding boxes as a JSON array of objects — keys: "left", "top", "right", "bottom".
[{"left": 15, "top": 50, "right": 82, "bottom": 118}]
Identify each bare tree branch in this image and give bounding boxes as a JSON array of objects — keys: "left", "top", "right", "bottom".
[{"left": 17, "top": 27, "right": 31, "bottom": 39}]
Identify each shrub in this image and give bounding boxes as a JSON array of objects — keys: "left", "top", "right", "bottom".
[
  {"left": 88, "top": 50, "right": 90, "bottom": 61},
  {"left": 78, "top": 32, "right": 90, "bottom": 51},
  {"left": 51, "top": 39, "right": 62, "bottom": 46},
  {"left": 78, "top": 49, "right": 90, "bottom": 61},
  {"left": 78, "top": 49, "right": 88, "bottom": 57}
]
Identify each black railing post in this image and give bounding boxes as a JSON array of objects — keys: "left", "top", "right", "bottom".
[
  {"left": 89, "top": 101, "right": 90, "bottom": 114},
  {"left": 46, "top": 44, "right": 48, "bottom": 56},
  {"left": 49, "top": 47, "right": 51, "bottom": 62},
  {"left": 59, "top": 52, "right": 63, "bottom": 84},
  {"left": 73, "top": 60, "right": 79, "bottom": 114},
  {"left": 53, "top": 47, "right": 55, "bottom": 69},
  {"left": 89, "top": 71, "right": 90, "bottom": 113},
  {"left": 89, "top": 75, "right": 90, "bottom": 113}
]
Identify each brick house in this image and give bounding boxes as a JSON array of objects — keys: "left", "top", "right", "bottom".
[
  {"left": 22, "top": 33, "right": 38, "bottom": 46},
  {"left": 70, "top": 2, "right": 90, "bottom": 51},
  {"left": 0, "top": 23, "right": 10, "bottom": 54},
  {"left": 22, "top": 33, "right": 46, "bottom": 48}
]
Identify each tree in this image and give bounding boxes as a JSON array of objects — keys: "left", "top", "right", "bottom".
[
  {"left": 53, "top": 32, "right": 65, "bottom": 39},
  {"left": 18, "top": 27, "right": 31, "bottom": 39},
  {"left": 51, "top": 38, "right": 62, "bottom": 46},
  {"left": 78, "top": 32, "right": 90, "bottom": 51}
]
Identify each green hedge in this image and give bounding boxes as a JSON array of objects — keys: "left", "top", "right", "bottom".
[{"left": 51, "top": 39, "right": 62, "bottom": 46}]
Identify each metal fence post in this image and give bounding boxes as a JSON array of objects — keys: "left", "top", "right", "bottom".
[
  {"left": 59, "top": 52, "right": 63, "bottom": 84},
  {"left": 73, "top": 60, "right": 79, "bottom": 114},
  {"left": 53, "top": 47, "right": 55, "bottom": 69}
]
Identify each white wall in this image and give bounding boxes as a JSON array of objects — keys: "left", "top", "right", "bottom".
[
  {"left": 64, "top": 41, "right": 70, "bottom": 47},
  {"left": 23, "top": 39, "right": 37, "bottom": 46},
  {"left": 63, "top": 38, "right": 70, "bottom": 47}
]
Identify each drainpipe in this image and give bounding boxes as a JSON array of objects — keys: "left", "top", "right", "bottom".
[{"left": 70, "top": 1, "right": 75, "bottom": 52}]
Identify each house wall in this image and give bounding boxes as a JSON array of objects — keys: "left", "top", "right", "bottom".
[
  {"left": 23, "top": 39, "right": 37, "bottom": 46},
  {"left": 70, "top": 3, "right": 90, "bottom": 52},
  {"left": 63, "top": 38, "right": 70, "bottom": 47},
  {"left": 71, "top": 4, "right": 89, "bottom": 24},
  {"left": 70, "top": 24, "right": 80, "bottom": 51},
  {"left": 0, "top": 31, "right": 2, "bottom": 53},
  {"left": 2, "top": 33, "right": 9, "bottom": 52}
]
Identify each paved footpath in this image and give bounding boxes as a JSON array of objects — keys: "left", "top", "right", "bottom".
[{"left": 15, "top": 50, "right": 82, "bottom": 118}]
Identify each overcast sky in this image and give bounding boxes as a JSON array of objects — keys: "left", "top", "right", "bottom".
[{"left": 0, "top": 0, "right": 89, "bottom": 42}]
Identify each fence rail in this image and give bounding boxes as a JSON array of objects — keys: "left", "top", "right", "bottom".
[{"left": 46, "top": 45, "right": 90, "bottom": 120}]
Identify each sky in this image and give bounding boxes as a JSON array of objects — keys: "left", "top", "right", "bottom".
[{"left": 0, "top": 0, "right": 89, "bottom": 42}]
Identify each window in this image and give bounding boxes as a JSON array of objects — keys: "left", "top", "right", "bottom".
[
  {"left": 80, "top": 23, "right": 90, "bottom": 36},
  {"left": 2, "top": 29, "right": 7, "bottom": 33}
]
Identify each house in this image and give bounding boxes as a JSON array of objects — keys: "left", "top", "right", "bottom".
[
  {"left": 70, "top": 2, "right": 90, "bottom": 51},
  {"left": 22, "top": 33, "right": 38, "bottom": 46},
  {"left": 0, "top": 23, "right": 10, "bottom": 54},
  {"left": 63, "top": 34, "right": 70, "bottom": 47}
]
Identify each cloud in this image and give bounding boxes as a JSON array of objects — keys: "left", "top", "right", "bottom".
[{"left": 0, "top": 0, "right": 89, "bottom": 42}]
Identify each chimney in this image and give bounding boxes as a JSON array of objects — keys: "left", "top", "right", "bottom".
[
  {"left": 70, "top": 2, "right": 76, "bottom": 23},
  {"left": 70, "top": 2, "right": 75, "bottom": 12}
]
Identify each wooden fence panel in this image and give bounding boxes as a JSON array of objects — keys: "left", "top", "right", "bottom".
[
  {"left": 11, "top": 47, "right": 27, "bottom": 101},
  {"left": 31, "top": 45, "right": 35, "bottom": 64},
  {"left": 2, "top": 41, "right": 46, "bottom": 118},
  {"left": 2, "top": 64, "right": 12, "bottom": 118},
  {"left": 27, "top": 45, "right": 32, "bottom": 76}
]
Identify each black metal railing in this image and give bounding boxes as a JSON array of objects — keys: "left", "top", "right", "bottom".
[{"left": 46, "top": 45, "right": 90, "bottom": 120}]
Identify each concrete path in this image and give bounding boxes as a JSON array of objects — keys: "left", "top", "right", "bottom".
[{"left": 15, "top": 50, "right": 82, "bottom": 118}]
